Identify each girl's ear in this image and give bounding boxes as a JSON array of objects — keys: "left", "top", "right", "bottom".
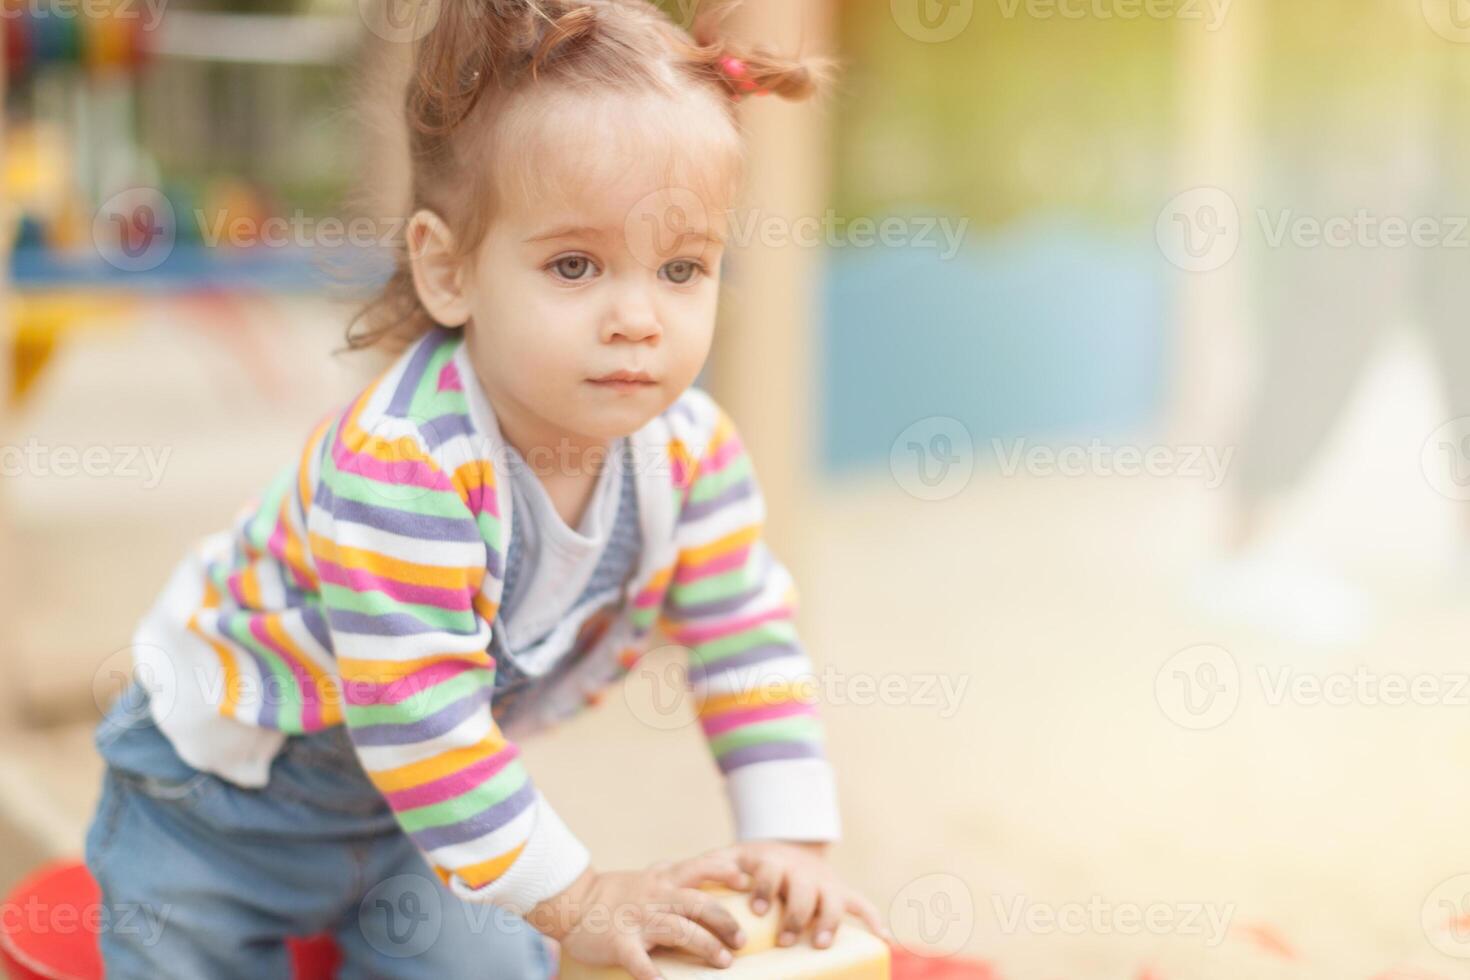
[{"left": 406, "top": 209, "right": 473, "bottom": 328}]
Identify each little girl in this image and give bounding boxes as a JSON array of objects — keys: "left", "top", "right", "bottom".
[{"left": 83, "top": 1, "right": 888, "bottom": 977}]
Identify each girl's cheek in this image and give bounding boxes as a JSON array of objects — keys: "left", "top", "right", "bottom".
[{"left": 526, "top": 289, "right": 589, "bottom": 325}]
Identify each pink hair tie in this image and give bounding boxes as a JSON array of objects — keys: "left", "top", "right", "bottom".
[{"left": 719, "top": 56, "right": 765, "bottom": 97}]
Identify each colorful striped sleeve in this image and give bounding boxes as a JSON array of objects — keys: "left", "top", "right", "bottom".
[
  {"left": 309, "top": 397, "right": 590, "bottom": 914},
  {"left": 659, "top": 399, "right": 843, "bottom": 843}
]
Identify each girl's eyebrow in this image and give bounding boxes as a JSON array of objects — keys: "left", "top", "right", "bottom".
[
  {"left": 687, "top": 228, "right": 727, "bottom": 247},
  {"left": 524, "top": 225, "right": 607, "bottom": 244},
  {"left": 525, "top": 225, "right": 727, "bottom": 247}
]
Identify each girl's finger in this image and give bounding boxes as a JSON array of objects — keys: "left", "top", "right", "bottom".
[
  {"left": 748, "top": 860, "right": 783, "bottom": 916},
  {"left": 846, "top": 893, "right": 893, "bottom": 942},
  {"left": 615, "top": 936, "right": 664, "bottom": 980},
  {"left": 735, "top": 848, "right": 765, "bottom": 876},
  {"left": 810, "top": 886, "right": 846, "bottom": 949},
  {"left": 778, "top": 875, "right": 818, "bottom": 946},
  {"left": 698, "top": 844, "right": 742, "bottom": 865},
  {"left": 645, "top": 911, "right": 735, "bottom": 969},
  {"left": 669, "top": 854, "right": 750, "bottom": 892},
  {"left": 669, "top": 887, "right": 747, "bottom": 950}
]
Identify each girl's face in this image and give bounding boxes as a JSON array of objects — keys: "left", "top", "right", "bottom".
[{"left": 455, "top": 88, "right": 738, "bottom": 461}]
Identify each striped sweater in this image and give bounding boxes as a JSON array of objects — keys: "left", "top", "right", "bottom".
[{"left": 131, "top": 325, "right": 841, "bottom": 913}]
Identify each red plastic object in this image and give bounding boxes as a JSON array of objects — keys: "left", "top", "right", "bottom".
[
  {"left": 0, "top": 860, "right": 104, "bottom": 980},
  {"left": 289, "top": 935, "right": 342, "bottom": 980},
  {"left": 891, "top": 948, "right": 1001, "bottom": 979},
  {"left": 0, "top": 859, "right": 340, "bottom": 980}
]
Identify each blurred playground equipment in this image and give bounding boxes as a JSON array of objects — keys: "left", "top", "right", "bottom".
[{"left": 2, "top": 0, "right": 366, "bottom": 407}]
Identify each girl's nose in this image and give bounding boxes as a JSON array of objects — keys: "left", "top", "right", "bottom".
[{"left": 603, "top": 287, "right": 661, "bottom": 344}]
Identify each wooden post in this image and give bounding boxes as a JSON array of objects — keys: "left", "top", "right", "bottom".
[
  {"left": 0, "top": 17, "right": 13, "bottom": 676},
  {"left": 717, "top": 0, "right": 835, "bottom": 584},
  {"left": 1169, "top": 4, "right": 1254, "bottom": 445}
]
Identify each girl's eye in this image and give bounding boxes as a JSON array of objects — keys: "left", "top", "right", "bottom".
[
  {"left": 550, "top": 255, "right": 598, "bottom": 281},
  {"left": 661, "top": 259, "right": 703, "bottom": 285}
]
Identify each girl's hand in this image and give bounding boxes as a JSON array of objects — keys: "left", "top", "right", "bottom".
[
  {"left": 544, "top": 852, "right": 752, "bottom": 980},
  {"left": 727, "top": 840, "right": 892, "bottom": 950}
]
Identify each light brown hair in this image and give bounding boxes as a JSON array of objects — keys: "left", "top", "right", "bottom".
[{"left": 347, "top": 0, "right": 831, "bottom": 353}]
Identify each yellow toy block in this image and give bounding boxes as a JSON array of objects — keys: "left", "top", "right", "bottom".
[{"left": 559, "top": 888, "right": 891, "bottom": 980}]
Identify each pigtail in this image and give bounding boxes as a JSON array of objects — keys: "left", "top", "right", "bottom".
[
  {"left": 686, "top": 0, "right": 834, "bottom": 103},
  {"left": 531, "top": 5, "right": 598, "bottom": 78},
  {"left": 409, "top": 0, "right": 531, "bottom": 140}
]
